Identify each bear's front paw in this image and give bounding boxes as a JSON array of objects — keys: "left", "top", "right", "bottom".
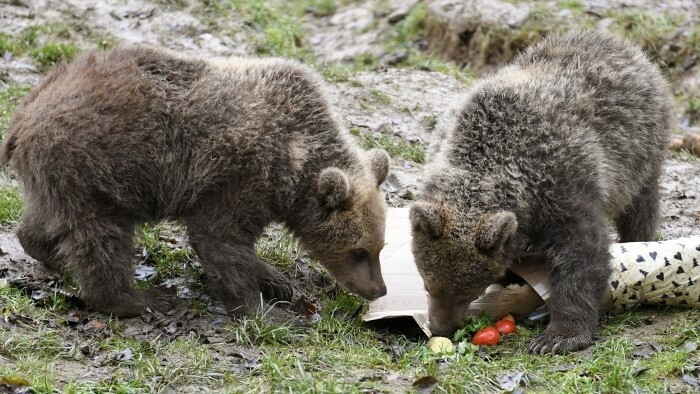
[
  {"left": 528, "top": 331, "right": 593, "bottom": 355},
  {"left": 259, "top": 269, "right": 294, "bottom": 303},
  {"left": 84, "top": 289, "right": 171, "bottom": 317}
]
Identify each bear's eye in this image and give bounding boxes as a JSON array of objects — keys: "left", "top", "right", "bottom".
[{"left": 351, "top": 250, "right": 369, "bottom": 263}]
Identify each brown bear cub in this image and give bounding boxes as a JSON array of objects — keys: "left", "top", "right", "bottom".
[
  {"left": 410, "top": 31, "right": 671, "bottom": 354},
  {"left": 1, "top": 46, "right": 391, "bottom": 317}
]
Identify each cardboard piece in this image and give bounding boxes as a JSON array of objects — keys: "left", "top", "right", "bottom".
[
  {"left": 363, "top": 208, "right": 550, "bottom": 335},
  {"left": 364, "top": 208, "right": 700, "bottom": 336},
  {"left": 363, "top": 208, "right": 431, "bottom": 334}
]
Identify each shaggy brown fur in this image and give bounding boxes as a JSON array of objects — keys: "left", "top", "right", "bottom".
[
  {"left": 2, "top": 46, "right": 390, "bottom": 317},
  {"left": 411, "top": 31, "right": 671, "bottom": 354}
]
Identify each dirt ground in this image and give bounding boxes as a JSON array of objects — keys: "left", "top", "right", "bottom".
[{"left": 0, "top": 0, "right": 699, "bottom": 392}]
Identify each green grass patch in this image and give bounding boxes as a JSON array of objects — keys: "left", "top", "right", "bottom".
[
  {"left": 609, "top": 10, "right": 699, "bottom": 80},
  {"left": 0, "top": 23, "right": 82, "bottom": 68},
  {"left": 255, "top": 226, "right": 304, "bottom": 274},
  {"left": 136, "top": 223, "right": 198, "bottom": 286},
  {"left": 1, "top": 249, "right": 699, "bottom": 393},
  {"left": 258, "top": 18, "right": 308, "bottom": 59},
  {"left": 556, "top": 0, "right": 585, "bottom": 12},
  {"left": 376, "top": 2, "right": 473, "bottom": 82},
  {"left": 0, "top": 187, "right": 23, "bottom": 225},
  {"left": 198, "top": 0, "right": 327, "bottom": 61},
  {"left": 369, "top": 89, "right": 391, "bottom": 105},
  {"left": 402, "top": 53, "right": 472, "bottom": 81},
  {"left": 302, "top": 0, "right": 338, "bottom": 17},
  {"left": 350, "top": 127, "right": 425, "bottom": 163},
  {"left": 0, "top": 85, "right": 30, "bottom": 139},
  {"left": 226, "top": 307, "right": 307, "bottom": 346},
  {"left": 318, "top": 63, "right": 363, "bottom": 84},
  {"left": 412, "top": 2, "right": 599, "bottom": 73},
  {"left": 30, "top": 43, "right": 80, "bottom": 67}
]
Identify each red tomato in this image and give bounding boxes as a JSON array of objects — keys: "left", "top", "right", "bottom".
[
  {"left": 472, "top": 326, "right": 501, "bottom": 346},
  {"left": 501, "top": 314, "right": 515, "bottom": 322},
  {"left": 495, "top": 319, "right": 517, "bottom": 335}
]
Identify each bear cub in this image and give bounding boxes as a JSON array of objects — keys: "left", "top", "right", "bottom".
[
  {"left": 410, "top": 31, "right": 671, "bottom": 354},
  {"left": 2, "top": 46, "right": 390, "bottom": 317}
]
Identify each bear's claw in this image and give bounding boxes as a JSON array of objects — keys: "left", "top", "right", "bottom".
[
  {"left": 528, "top": 332, "right": 593, "bottom": 355},
  {"left": 260, "top": 270, "right": 294, "bottom": 303}
]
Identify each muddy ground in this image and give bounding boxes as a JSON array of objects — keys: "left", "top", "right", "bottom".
[{"left": 0, "top": 0, "right": 699, "bottom": 392}]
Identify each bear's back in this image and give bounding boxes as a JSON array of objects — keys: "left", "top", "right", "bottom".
[
  {"left": 514, "top": 31, "right": 671, "bottom": 212},
  {"left": 427, "top": 31, "right": 671, "bottom": 216},
  {"left": 4, "top": 47, "right": 348, "bottom": 219}
]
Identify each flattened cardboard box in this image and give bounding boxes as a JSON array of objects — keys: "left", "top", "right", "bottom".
[{"left": 364, "top": 208, "right": 700, "bottom": 336}]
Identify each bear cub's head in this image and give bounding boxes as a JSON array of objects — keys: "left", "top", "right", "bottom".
[
  {"left": 299, "top": 149, "right": 390, "bottom": 301},
  {"left": 410, "top": 200, "right": 518, "bottom": 336}
]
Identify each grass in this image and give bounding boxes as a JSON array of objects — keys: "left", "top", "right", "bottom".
[
  {"left": 30, "top": 43, "right": 81, "bottom": 67},
  {"left": 368, "top": 89, "right": 391, "bottom": 106},
  {"left": 136, "top": 223, "right": 199, "bottom": 286},
  {"left": 319, "top": 64, "right": 364, "bottom": 85},
  {"left": 303, "top": 0, "right": 338, "bottom": 17},
  {"left": 0, "top": 1, "right": 698, "bottom": 392},
  {"left": 556, "top": 0, "right": 585, "bottom": 12},
  {"left": 609, "top": 10, "right": 700, "bottom": 80},
  {"left": 0, "top": 85, "right": 30, "bottom": 139},
  {"left": 197, "top": 0, "right": 337, "bottom": 61},
  {"left": 0, "top": 23, "right": 82, "bottom": 67},
  {"left": 1, "top": 221, "right": 699, "bottom": 392},
  {"left": 416, "top": 2, "right": 600, "bottom": 73},
  {"left": 379, "top": 2, "right": 472, "bottom": 82},
  {"left": 255, "top": 226, "right": 304, "bottom": 274},
  {"left": 4, "top": 278, "right": 698, "bottom": 393},
  {"left": 350, "top": 127, "right": 425, "bottom": 163},
  {"left": 195, "top": 1, "right": 473, "bottom": 84},
  {"left": 0, "top": 187, "right": 23, "bottom": 225}
]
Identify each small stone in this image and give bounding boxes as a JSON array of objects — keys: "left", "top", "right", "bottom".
[
  {"left": 382, "top": 49, "right": 409, "bottom": 66},
  {"left": 682, "top": 341, "right": 698, "bottom": 353},
  {"left": 387, "top": 9, "right": 409, "bottom": 24},
  {"left": 80, "top": 345, "right": 90, "bottom": 355}
]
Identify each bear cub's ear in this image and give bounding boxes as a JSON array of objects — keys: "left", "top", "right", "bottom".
[
  {"left": 317, "top": 167, "right": 351, "bottom": 208},
  {"left": 410, "top": 201, "right": 446, "bottom": 238},
  {"left": 368, "top": 149, "right": 390, "bottom": 186},
  {"left": 474, "top": 211, "right": 517, "bottom": 255}
]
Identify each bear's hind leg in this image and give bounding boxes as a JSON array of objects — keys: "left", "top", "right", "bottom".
[
  {"left": 59, "top": 217, "right": 170, "bottom": 316},
  {"left": 614, "top": 176, "right": 660, "bottom": 242},
  {"left": 529, "top": 211, "right": 612, "bottom": 355},
  {"left": 16, "top": 204, "right": 64, "bottom": 270}
]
